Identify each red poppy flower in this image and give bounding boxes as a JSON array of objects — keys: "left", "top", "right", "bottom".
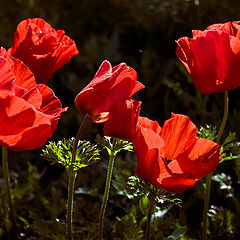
[
  {"left": 176, "top": 21, "right": 240, "bottom": 94},
  {"left": 0, "top": 48, "right": 67, "bottom": 151},
  {"left": 133, "top": 113, "right": 221, "bottom": 193},
  {"left": 74, "top": 60, "right": 144, "bottom": 123},
  {"left": 7, "top": 18, "right": 79, "bottom": 84},
  {"left": 103, "top": 98, "right": 141, "bottom": 141}
]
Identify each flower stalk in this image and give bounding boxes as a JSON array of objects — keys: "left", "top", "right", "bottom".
[
  {"left": 145, "top": 198, "right": 155, "bottom": 240},
  {"left": 98, "top": 140, "right": 117, "bottom": 240},
  {"left": 202, "top": 91, "right": 228, "bottom": 240},
  {"left": 66, "top": 114, "right": 89, "bottom": 240},
  {"left": 2, "top": 147, "right": 18, "bottom": 240}
]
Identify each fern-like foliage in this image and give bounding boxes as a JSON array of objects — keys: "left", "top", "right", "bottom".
[
  {"left": 95, "top": 135, "right": 133, "bottom": 155},
  {"left": 197, "top": 124, "right": 217, "bottom": 141},
  {"left": 41, "top": 138, "right": 101, "bottom": 171},
  {"left": 221, "top": 132, "right": 240, "bottom": 163},
  {"left": 127, "top": 176, "right": 182, "bottom": 207}
]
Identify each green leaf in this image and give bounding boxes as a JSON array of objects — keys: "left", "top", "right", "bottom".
[
  {"left": 95, "top": 135, "right": 133, "bottom": 155},
  {"left": 113, "top": 205, "right": 144, "bottom": 240},
  {"left": 127, "top": 176, "right": 182, "bottom": 207},
  {"left": 139, "top": 195, "right": 149, "bottom": 215},
  {"left": 212, "top": 173, "right": 233, "bottom": 197},
  {"left": 208, "top": 205, "right": 234, "bottom": 236},
  {"left": 221, "top": 132, "right": 240, "bottom": 163},
  {"left": 41, "top": 138, "right": 101, "bottom": 171},
  {"left": 197, "top": 125, "right": 217, "bottom": 141}
]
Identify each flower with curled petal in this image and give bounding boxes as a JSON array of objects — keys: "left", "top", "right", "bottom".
[
  {"left": 133, "top": 113, "right": 221, "bottom": 193},
  {"left": 0, "top": 48, "right": 67, "bottom": 151},
  {"left": 8, "top": 18, "right": 79, "bottom": 84},
  {"left": 75, "top": 60, "right": 144, "bottom": 123},
  {"left": 176, "top": 21, "right": 240, "bottom": 94}
]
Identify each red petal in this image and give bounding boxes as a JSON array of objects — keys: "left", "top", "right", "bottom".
[
  {"left": 0, "top": 57, "right": 14, "bottom": 90},
  {"left": 206, "top": 21, "right": 240, "bottom": 38},
  {"left": 0, "top": 90, "right": 58, "bottom": 151},
  {"left": 176, "top": 37, "right": 193, "bottom": 74},
  {"left": 134, "top": 126, "right": 165, "bottom": 186},
  {"left": 8, "top": 18, "right": 78, "bottom": 84},
  {"left": 157, "top": 171, "right": 196, "bottom": 193},
  {"left": 75, "top": 61, "right": 144, "bottom": 123},
  {"left": 10, "top": 57, "right": 37, "bottom": 89},
  {"left": 6, "top": 56, "right": 43, "bottom": 110},
  {"left": 88, "top": 60, "right": 113, "bottom": 86},
  {"left": 0, "top": 91, "right": 36, "bottom": 136},
  {"left": 175, "top": 138, "right": 221, "bottom": 179},
  {"left": 191, "top": 30, "right": 240, "bottom": 93},
  {"left": 160, "top": 113, "right": 197, "bottom": 160},
  {"left": 9, "top": 123, "right": 53, "bottom": 151},
  {"left": 103, "top": 99, "right": 141, "bottom": 141},
  {"left": 38, "top": 84, "right": 67, "bottom": 118},
  {"left": 137, "top": 116, "right": 161, "bottom": 135}
]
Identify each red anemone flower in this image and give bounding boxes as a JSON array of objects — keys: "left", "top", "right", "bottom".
[
  {"left": 7, "top": 18, "right": 79, "bottom": 84},
  {"left": 176, "top": 21, "right": 240, "bottom": 94},
  {"left": 0, "top": 48, "right": 67, "bottom": 151},
  {"left": 133, "top": 113, "right": 221, "bottom": 193},
  {"left": 74, "top": 60, "right": 144, "bottom": 123},
  {"left": 103, "top": 98, "right": 141, "bottom": 141}
]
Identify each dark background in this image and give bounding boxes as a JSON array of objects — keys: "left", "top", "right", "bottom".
[
  {"left": 1, "top": 0, "right": 240, "bottom": 131},
  {"left": 1, "top": 0, "right": 240, "bottom": 239}
]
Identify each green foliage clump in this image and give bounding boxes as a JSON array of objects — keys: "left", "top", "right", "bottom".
[
  {"left": 197, "top": 125, "right": 217, "bottom": 141},
  {"left": 221, "top": 132, "right": 240, "bottom": 163},
  {"left": 41, "top": 138, "right": 101, "bottom": 171}
]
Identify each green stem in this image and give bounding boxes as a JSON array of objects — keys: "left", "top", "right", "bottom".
[
  {"left": 66, "top": 171, "right": 77, "bottom": 240},
  {"left": 98, "top": 143, "right": 117, "bottom": 240},
  {"left": 72, "top": 114, "right": 90, "bottom": 167},
  {"left": 202, "top": 91, "right": 228, "bottom": 240},
  {"left": 2, "top": 147, "right": 18, "bottom": 240},
  {"left": 216, "top": 91, "right": 229, "bottom": 144},
  {"left": 66, "top": 114, "right": 89, "bottom": 240},
  {"left": 202, "top": 172, "right": 212, "bottom": 240},
  {"left": 145, "top": 199, "right": 154, "bottom": 240}
]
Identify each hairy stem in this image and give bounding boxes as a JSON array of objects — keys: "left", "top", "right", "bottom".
[
  {"left": 66, "top": 114, "right": 89, "bottom": 240},
  {"left": 2, "top": 147, "right": 18, "bottom": 240},
  {"left": 202, "top": 91, "right": 228, "bottom": 240},
  {"left": 98, "top": 144, "right": 117, "bottom": 240},
  {"left": 66, "top": 171, "right": 77, "bottom": 240},
  {"left": 145, "top": 199, "right": 154, "bottom": 240}
]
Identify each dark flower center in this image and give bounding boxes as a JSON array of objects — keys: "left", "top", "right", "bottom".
[{"left": 165, "top": 158, "right": 171, "bottom": 165}]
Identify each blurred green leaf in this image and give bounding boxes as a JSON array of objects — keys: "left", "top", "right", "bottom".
[
  {"left": 113, "top": 205, "right": 145, "bottom": 240},
  {"left": 197, "top": 125, "right": 217, "bottom": 141},
  {"left": 221, "top": 132, "right": 240, "bottom": 163}
]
